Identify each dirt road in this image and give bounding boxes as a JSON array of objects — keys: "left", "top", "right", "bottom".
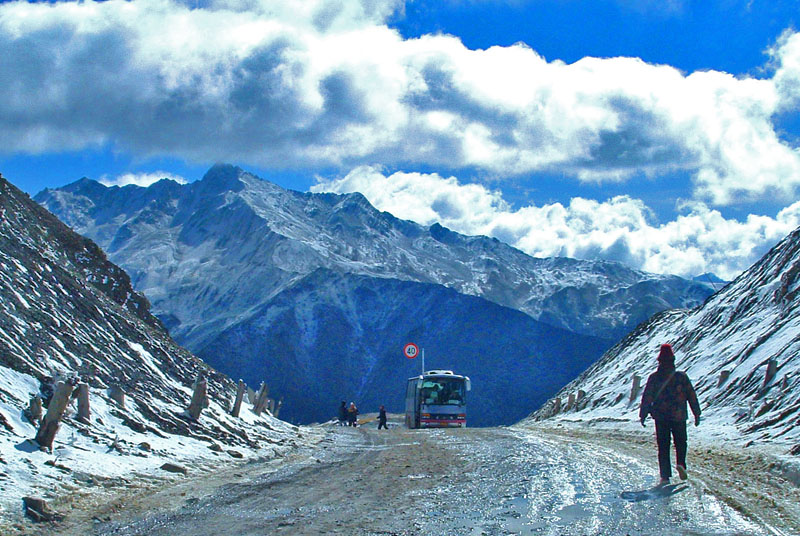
[{"left": 50, "top": 423, "right": 799, "bottom": 535}]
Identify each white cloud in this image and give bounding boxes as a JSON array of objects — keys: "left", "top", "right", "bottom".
[
  {"left": 313, "top": 168, "right": 800, "bottom": 279},
  {"left": 771, "top": 28, "right": 800, "bottom": 110},
  {"left": 100, "top": 171, "right": 187, "bottom": 187},
  {"left": 0, "top": 0, "right": 799, "bottom": 206}
]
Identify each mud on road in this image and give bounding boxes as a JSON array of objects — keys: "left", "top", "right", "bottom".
[{"left": 47, "top": 422, "right": 800, "bottom": 536}]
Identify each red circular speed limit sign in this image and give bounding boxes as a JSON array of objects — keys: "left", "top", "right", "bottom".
[{"left": 403, "top": 343, "right": 419, "bottom": 359}]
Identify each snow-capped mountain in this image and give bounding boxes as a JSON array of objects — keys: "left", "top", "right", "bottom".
[
  {"left": 35, "top": 164, "right": 713, "bottom": 424},
  {"left": 0, "top": 174, "right": 304, "bottom": 520},
  {"left": 528, "top": 225, "right": 800, "bottom": 450}
]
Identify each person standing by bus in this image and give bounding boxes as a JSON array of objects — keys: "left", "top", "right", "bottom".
[
  {"left": 348, "top": 401, "right": 358, "bottom": 427},
  {"left": 639, "top": 343, "right": 701, "bottom": 485},
  {"left": 377, "top": 405, "right": 388, "bottom": 430}
]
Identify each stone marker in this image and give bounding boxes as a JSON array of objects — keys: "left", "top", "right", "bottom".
[
  {"left": 718, "top": 369, "right": 731, "bottom": 387},
  {"left": 254, "top": 383, "right": 270, "bottom": 416},
  {"left": 108, "top": 385, "right": 126, "bottom": 409},
  {"left": 34, "top": 381, "right": 74, "bottom": 451},
  {"left": 186, "top": 376, "right": 209, "bottom": 421},
  {"left": 763, "top": 358, "right": 778, "bottom": 388},
  {"left": 629, "top": 374, "right": 641, "bottom": 402},
  {"left": 76, "top": 383, "right": 90, "bottom": 424},
  {"left": 231, "top": 379, "right": 246, "bottom": 418}
]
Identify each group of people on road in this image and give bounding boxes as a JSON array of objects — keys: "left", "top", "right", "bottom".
[
  {"left": 337, "top": 400, "right": 388, "bottom": 429},
  {"left": 338, "top": 401, "right": 358, "bottom": 426}
]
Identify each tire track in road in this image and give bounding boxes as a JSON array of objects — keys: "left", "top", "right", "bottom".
[{"left": 91, "top": 425, "right": 781, "bottom": 536}]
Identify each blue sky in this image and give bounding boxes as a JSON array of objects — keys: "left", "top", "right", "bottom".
[{"left": 1, "top": 0, "right": 800, "bottom": 279}]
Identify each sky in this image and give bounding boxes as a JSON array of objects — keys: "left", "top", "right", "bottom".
[{"left": 1, "top": 0, "right": 800, "bottom": 280}]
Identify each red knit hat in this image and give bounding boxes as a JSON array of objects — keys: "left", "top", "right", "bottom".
[{"left": 658, "top": 343, "right": 675, "bottom": 362}]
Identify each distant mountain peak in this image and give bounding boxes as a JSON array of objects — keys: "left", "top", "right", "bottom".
[
  {"left": 60, "top": 176, "right": 108, "bottom": 196},
  {"left": 196, "top": 163, "right": 247, "bottom": 194}
]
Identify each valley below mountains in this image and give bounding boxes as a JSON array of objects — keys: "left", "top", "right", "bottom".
[{"left": 36, "top": 164, "right": 713, "bottom": 425}]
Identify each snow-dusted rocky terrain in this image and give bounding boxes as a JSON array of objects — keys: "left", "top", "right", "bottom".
[
  {"left": 35, "top": 165, "right": 713, "bottom": 425},
  {"left": 0, "top": 176, "right": 308, "bottom": 530},
  {"left": 528, "top": 224, "right": 800, "bottom": 454}
]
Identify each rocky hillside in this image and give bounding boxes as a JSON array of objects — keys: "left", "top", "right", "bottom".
[
  {"left": 0, "top": 175, "right": 303, "bottom": 526},
  {"left": 35, "top": 164, "right": 713, "bottom": 424},
  {"left": 528, "top": 225, "right": 800, "bottom": 452}
]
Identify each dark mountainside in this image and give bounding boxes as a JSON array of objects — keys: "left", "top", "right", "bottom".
[
  {"left": 35, "top": 164, "right": 713, "bottom": 425},
  {"left": 200, "top": 269, "right": 608, "bottom": 426},
  {"left": 0, "top": 174, "right": 290, "bottom": 445}
]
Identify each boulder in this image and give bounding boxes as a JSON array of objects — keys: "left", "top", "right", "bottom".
[{"left": 160, "top": 462, "right": 188, "bottom": 475}]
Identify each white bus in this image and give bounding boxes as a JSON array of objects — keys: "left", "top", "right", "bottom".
[{"left": 405, "top": 370, "right": 471, "bottom": 428}]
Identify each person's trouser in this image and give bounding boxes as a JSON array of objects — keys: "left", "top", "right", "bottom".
[
  {"left": 655, "top": 419, "right": 688, "bottom": 479},
  {"left": 378, "top": 421, "right": 387, "bottom": 429}
]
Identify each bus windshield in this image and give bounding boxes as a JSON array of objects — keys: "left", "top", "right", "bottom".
[{"left": 419, "top": 378, "right": 466, "bottom": 406}]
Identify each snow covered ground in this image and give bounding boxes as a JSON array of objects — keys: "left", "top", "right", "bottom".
[
  {"left": 0, "top": 168, "right": 318, "bottom": 534},
  {"left": 0, "top": 362, "right": 315, "bottom": 534}
]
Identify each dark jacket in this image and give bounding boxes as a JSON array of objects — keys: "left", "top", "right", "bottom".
[
  {"left": 379, "top": 408, "right": 387, "bottom": 422},
  {"left": 640, "top": 366, "right": 701, "bottom": 422}
]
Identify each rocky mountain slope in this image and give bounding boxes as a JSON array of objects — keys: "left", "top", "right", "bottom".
[
  {"left": 0, "top": 175, "right": 303, "bottom": 526},
  {"left": 35, "top": 164, "right": 713, "bottom": 424},
  {"left": 528, "top": 224, "right": 800, "bottom": 452},
  {"left": 200, "top": 269, "right": 608, "bottom": 425}
]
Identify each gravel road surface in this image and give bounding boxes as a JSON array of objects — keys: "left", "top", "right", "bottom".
[{"left": 70, "top": 422, "right": 798, "bottom": 536}]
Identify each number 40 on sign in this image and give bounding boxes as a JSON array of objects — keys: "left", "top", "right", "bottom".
[{"left": 403, "top": 343, "right": 419, "bottom": 359}]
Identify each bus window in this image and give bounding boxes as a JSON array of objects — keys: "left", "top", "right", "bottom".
[{"left": 420, "top": 379, "right": 465, "bottom": 405}]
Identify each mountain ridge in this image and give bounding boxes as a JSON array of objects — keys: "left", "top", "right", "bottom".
[{"left": 35, "top": 164, "right": 714, "bottom": 424}]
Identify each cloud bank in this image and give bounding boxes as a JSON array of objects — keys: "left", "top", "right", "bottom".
[
  {"left": 1, "top": 0, "right": 800, "bottom": 206},
  {"left": 3, "top": 0, "right": 800, "bottom": 278},
  {"left": 313, "top": 167, "right": 800, "bottom": 280}
]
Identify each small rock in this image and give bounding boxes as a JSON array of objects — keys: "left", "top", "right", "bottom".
[
  {"left": 207, "top": 443, "right": 223, "bottom": 452},
  {"left": 138, "top": 442, "right": 152, "bottom": 452},
  {"left": 160, "top": 463, "right": 188, "bottom": 475},
  {"left": 44, "top": 460, "right": 71, "bottom": 473},
  {"left": 227, "top": 450, "right": 244, "bottom": 459},
  {"left": 23, "top": 496, "right": 63, "bottom": 522}
]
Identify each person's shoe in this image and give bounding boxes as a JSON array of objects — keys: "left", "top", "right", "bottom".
[
  {"left": 676, "top": 465, "right": 688, "bottom": 480},
  {"left": 658, "top": 477, "right": 670, "bottom": 486}
]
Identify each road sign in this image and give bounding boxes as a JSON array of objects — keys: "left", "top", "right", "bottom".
[{"left": 403, "top": 343, "right": 419, "bottom": 359}]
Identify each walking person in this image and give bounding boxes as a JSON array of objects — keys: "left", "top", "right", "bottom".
[
  {"left": 337, "top": 400, "right": 347, "bottom": 426},
  {"left": 377, "top": 405, "right": 388, "bottom": 430},
  {"left": 639, "top": 343, "right": 701, "bottom": 485},
  {"left": 347, "top": 402, "right": 358, "bottom": 427}
]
